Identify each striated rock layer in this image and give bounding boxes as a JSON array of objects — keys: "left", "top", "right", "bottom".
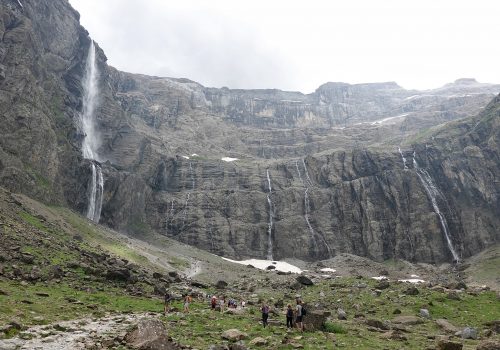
[{"left": 0, "top": 0, "right": 499, "bottom": 263}]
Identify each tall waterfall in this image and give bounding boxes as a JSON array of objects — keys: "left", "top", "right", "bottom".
[
  {"left": 81, "top": 41, "right": 103, "bottom": 223},
  {"left": 266, "top": 169, "right": 274, "bottom": 260},
  {"left": 86, "top": 163, "right": 104, "bottom": 222},
  {"left": 296, "top": 160, "right": 332, "bottom": 257},
  {"left": 413, "top": 153, "right": 460, "bottom": 262},
  {"left": 398, "top": 147, "right": 408, "bottom": 170}
]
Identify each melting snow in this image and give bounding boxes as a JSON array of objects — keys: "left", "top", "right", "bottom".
[
  {"left": 372, "top": 276, "right": 388, "bottom": 280},
  {"left": 320, "top": 268, "right": 336, "bottom": 273},
  {"left": 222, "top": 258, "right": 302, "bottom": 274},
  {"left": 398, "top": 278, "right": 425, "bottom": 283},
  {"left": 221, "top": 157, "right": 238, "bottom": 162}
]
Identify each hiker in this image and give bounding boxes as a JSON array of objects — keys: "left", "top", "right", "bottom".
[
  {"left": 261, "top": 303, "right": 270, "bottom": 328},
  {"left": 219, "top": 295, "right": 225, "bottom": 313},
  {"left": 183, "top": 294, "right": 192, "bottom": 313},
  {"left": 164, "top": 291, "right": 172, "bottom": 315},
  {"left": 210, "top": 295, "right": 217, "bottom": 311},
  {"left": 295, "top": 299, "right": 304, "bottom": 332},
  {"left": 286, "top": 304, "right": 294, "bottom": 328}
]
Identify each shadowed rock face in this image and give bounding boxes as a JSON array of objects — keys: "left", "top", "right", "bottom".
[{"left": 0, "top": 0, "right": 499, "bottom": 263}]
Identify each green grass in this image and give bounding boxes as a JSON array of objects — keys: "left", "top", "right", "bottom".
[
  {"left": 324, "top": 321, "right": 346, "bottom": 333},
  {"left": 19, "top": 211, "right": 49, "bottom": 232},
  {"left": 0, "top": 280, "right": 162, "bottom": 329}
]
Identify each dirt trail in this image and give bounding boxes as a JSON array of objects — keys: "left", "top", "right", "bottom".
[{"left": 0, "top": 313, "right": 152, "bottom": 350}]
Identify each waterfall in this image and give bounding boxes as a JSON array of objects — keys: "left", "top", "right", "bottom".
[
  {"left": 81, "top": 41, "right": 104, "bottom": 223},
  {"left": 413, "top": 153, "right": 460, "bottom": 262},
  {"left": 86, "top": 162, "right": 103, "bottom": 222},
  {"left": 398, "top": 147, "right": 408, "bottom": 170},
  {"left": 296, "top": 160, "right": 332, "bottom": 257},
  {"left": 302, "top": 159, "right": 313, "bottom": 186},
  {"left": 266, "top": 169, "right": 274, "bottom": 260}
]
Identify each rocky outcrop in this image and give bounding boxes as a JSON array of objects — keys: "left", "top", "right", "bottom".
[{"left": 0, "top": 0, "right": 499, "bottom": 264}]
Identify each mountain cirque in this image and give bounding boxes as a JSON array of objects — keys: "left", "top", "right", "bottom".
[{"left": 0, "top": 0, "right": 499, "bottom": 263}]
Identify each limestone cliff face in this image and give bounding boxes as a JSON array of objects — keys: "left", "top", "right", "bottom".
[{"left": 0, "top": 0, "right": 499, "bottom": 263}]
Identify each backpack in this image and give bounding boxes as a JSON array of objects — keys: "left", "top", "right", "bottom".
[
  {"left": 301, "top": 305, "right": 307, "bottom": 316},
  {"left": 287, "top": 308, "right": 293, "bottom": 317}
]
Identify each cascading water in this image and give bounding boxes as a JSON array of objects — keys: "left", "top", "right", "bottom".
[
  {"left": 413, "top": 152, "right": 460, "bottom": 262},
  {"left": 296, "top": 160, "right": 332, "bottom": 257},
  {"left": 302, "top": 159, "right": 313, "bottom": 186},
  {"left": 81, "top": 41, "right": 104, "bottom": 223},
  {"left": 86, "top": 163, "right": 104, "bottom": 222},
  {"left": 266, "top": 169, "right": 274, "bottom": 260},
  {"left": 398, "top": 147, "right": 408, "bottom": 170}
]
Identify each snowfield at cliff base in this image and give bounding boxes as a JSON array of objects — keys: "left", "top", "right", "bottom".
[{"left": 222, "top": 257, "right": 302, "bottom": 273}]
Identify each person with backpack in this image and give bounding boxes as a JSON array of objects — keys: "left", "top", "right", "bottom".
[
  {"left": 163, "top": 291, "right": 172, "bottom": 315},
  {"left": 261, "top": 303, "right": 270, "bottom": 328},
  {"left": 286, "top": 304, "right": 294, "bottom": 328},
  {"left": 295, "top": 299, "right": 304, "bottom": 332},
  {"left": 211, "top": 295, "right": 217, "bottom": 311}
]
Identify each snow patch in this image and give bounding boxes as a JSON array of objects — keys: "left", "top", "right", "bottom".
[
  {"left": 16, "top": 0, "right": 23, "bottom": 8},
  {"left": 221, "top": 157, "right": 238, "bottom": 162},
  {"left": 222, "top": 258, "right": 302, "bottom": 274},
  {"left": 320, "top": 268, "right": 336, "bottom": 273},
  {"left": 181, "top": 155, "right": 190, "bottom": 159},
  {"left": 372, "top": 276, "right": 388, "bottom": 280},
  {"left": 191, "top": 153, "right": 199, "bottom": 157},
  {"left": 398, "top": 278, "right": 425, "bottom": 283}
]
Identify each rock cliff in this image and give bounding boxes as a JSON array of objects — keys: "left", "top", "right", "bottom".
[{"left": 0, "top": 0, "right": 499, "bottom": 263}]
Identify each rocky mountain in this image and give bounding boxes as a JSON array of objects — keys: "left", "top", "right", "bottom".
[{"left": 0, "top": 0, "right": 499, "bottom": 264}]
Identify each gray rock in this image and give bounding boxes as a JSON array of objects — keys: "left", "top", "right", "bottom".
[
  {"left": 460, "top": 327, "right": 477, "bottom": 339},
  {"left": 337, "top": 308, "right": 347, "bottom": 320},
  {"left": 419, "top": 309, "right": 431, "bottom": 319},
  {"left": 296, "top": 275, "right": 313, "bottom": 286}
]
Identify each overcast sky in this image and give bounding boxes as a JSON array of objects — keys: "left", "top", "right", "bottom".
[{"left": 69, "top": 0, "right": 499, "bottom": 93}]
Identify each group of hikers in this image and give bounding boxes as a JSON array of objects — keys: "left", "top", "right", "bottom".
[
  {"left": 164, "top": 291, "right": 306, "bottom": 331},
  {"left": 261, "top": 298, "right": 306, "bottom": 331}
]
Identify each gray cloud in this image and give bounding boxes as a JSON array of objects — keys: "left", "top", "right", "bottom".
[{"left": 70, "top": 0, "right": 500, "bottom": 93}]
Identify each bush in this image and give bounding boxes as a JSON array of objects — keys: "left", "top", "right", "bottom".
[{"left": 323, "top": 321, "right": 347, "bottom": 334}]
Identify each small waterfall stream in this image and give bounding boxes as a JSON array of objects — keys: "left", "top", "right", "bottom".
[
  {"left": 413, "top": 153, "right": 460, "bottom": 262},
  {"left": 266, "top": 169, "right": 274, "bottom": 260},
  {"left": 296, "top": 160, "right": 332, "bottom": 257},
  {"left": 398, "top": 147, "right": 408, "bottom": 170},
  {"left": 81, "top": 41, "right": 104, "bottom": 223}
]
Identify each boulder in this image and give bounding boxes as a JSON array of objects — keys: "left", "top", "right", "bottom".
[
  {"left": 460, "top": 327, "right": 478, "bottom": 339},
  {"left": 404, "top": 286, "right": 419, "bottom": 295},
  {"left": 216, "top": 280, "right": 228, "bottom": 289},
  {"left": 124, "top": 319, "right": 178, "bottom": 350},
  {"left": 221, "top": 329, "right": 248, "bottom": 341},
  {"left": 436, "top": 319, "right": 459, "bottom": 333},
  {"left": 249, "top": 337, "right": 268, "bottom": 346},
  {"left": 304, "top": 310, "right": 330, "bottom": 331},
  {"left": 337, "top": 308, "right": 347, "bottom": 320},
  {"left": 106, "top": 268, "right": 131, "bottom": 281},
  {"left": 420, "top": 309, "right": 431, "bottom": 319},
  {"left": 436, "top": 339, "right": 463, "bottom": 350},
  {"left": 375, "top": 280, "right": 390, "bottom": 290},
  {"left": 392, "top": 315, "right": 423, "bottom": 325},
  {"left": 296, "top": 275, "right": 313, "bottom": 286},
  {"left": 365, "top": 319, "right": 389, "bottom": 330}
]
